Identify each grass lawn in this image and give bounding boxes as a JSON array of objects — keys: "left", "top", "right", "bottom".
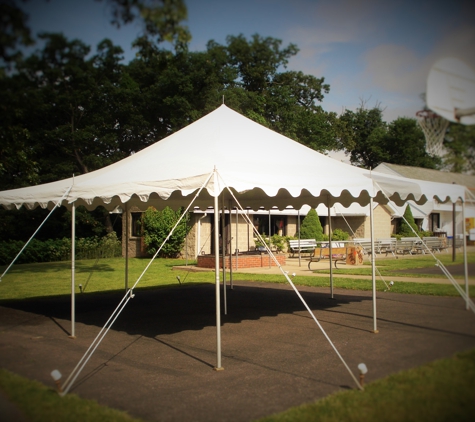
[
  {"left": 1, "top": 253, "right": 474, "bottom": 301},
  {"left": 258, "top": 349, "right": 475, "bottom": 422},
  {"left": 311, "top": 251, "right": 475, "bottom": 279}
]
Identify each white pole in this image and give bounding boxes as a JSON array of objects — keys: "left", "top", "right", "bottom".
[
  {"left": 125, "top": 203, "right": 129, "bottom": 291},
  {"left": 297, "top": 210, "right": 301, "bottom": 267},
  {"left": 221, "top": 197, "right": 227, "bottom": 315},
  {"left": 268, "top": 209, "right": 271, "bottom": 268},
  {"left": 214, "top": 170, "right": 223, "bottom": 370},
  {"left": 71, "top": 202, "right": 76, "bottom": 339},
  {"left": 328, "top": 203, "right": 333, "bottom": 299},
  {"left": 462, "top": 200, "right": 469, "bottom": 310},
  {"left": 370, "top": 198, "right": 378, "bottom": 333}
]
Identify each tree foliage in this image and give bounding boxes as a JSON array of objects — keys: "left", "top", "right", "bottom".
[
  {"left": 299, "top": 208, "right": 324, "bottom": 241},
  {"left": 398, "top": 205, "right": 419, "bottom": 237},
  {"left": 338, "top": 103, "right": 441, "bottom": 170}
]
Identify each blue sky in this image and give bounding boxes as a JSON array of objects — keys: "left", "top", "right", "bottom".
[{"left": 21, "top": 0, "right": 475, "bottom": 124}]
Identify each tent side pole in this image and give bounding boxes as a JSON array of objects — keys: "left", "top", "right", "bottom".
[
  {"left": 268, "top": 209, "right": 271, "bottom": 268},
  {"left": 125, "top": 203, "right": 129, "bottom": 291},
  {"left": 214, "top": 173, "right": 223, "bottom": 370},
  {"left": 370, "top": 198, "right": 378, "bottom": 333},
  {"left": 297, "top": 210, "right": 301, "bottom": 267},
  {"left": 221, "top": 196, "right": 227, "bottom": 315},
  {"left": 462, "top": 200, "right": 469, "bottom": 310},
  {"left": 452, "top": 202, "right": 456, "bottom": 261},
  {"left": 328, "top": 204, "right": 333, "bottom": 299},
  {"left": 70, "top": 202, "right": 76, "bottom": 338}
]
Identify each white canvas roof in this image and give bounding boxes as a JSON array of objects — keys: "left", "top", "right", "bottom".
[{"left": 0, "top": 105, "right": 466, "bottom": 211}]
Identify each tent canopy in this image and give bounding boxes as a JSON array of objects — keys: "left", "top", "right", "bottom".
[{"left": 0, "top": 105, "right": 466, "bottom": 211}]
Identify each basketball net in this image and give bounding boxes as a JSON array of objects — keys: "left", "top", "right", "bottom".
[{"left": 416, "top": 110, "right": 449, "bottom": 156}]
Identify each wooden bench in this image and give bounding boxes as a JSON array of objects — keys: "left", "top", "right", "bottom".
[
  {"left": 308, "top": 246, "right": 363, "bottom": 269},
  {"left": 288, "top": 239, "right": 317, "bottom": 257}
]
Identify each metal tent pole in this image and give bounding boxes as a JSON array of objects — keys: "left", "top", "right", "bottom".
[
  {"left": 221, "top": 196, "right": 227, "bottom": 315},
  {"left": 70, "top": 202, "right": 76, "bottom": 339},
  {"left": 297, "top": 210, "right": 301, "bottom": 267},
  {"left": 370, "top": 198, "right": 378, "bottom": 333},
  {"left": 268, "top": 209, "right": 271, "bottom": 268},
  {"left": 214, "top": 171, "right": 223, "bottom": 370},
  {"left": 462, "top": 200, "right": 469, "bottom": 310},
  {"left": 453, "top": 202, "right": 457, "bottom": 261},
  {"left": 125, "top": 203, "right": 129, "bottom": 291},
  {"left": 328, "top": 203, "right": 333, "bottom": 299}
]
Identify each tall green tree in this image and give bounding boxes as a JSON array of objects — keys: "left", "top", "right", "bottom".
[
  {"left": 384, "top": 117, "right": 441, "bottom": 168},
  {"left": 443, "top": 123, "right": 475, "bottom": 174},
  {"left": 398, "top": 205, "right": 419, "bottom": 237},
  {"left": 299, "top": 209, "right": 324, "bottom": 241},
  {"left": 338, "top": 104, "right": 388, "bottom": 169}
]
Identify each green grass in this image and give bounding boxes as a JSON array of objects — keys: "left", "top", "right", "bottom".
[
  {"left": 258, "top": 348, "right": 475, "bottom": 422},
  {"left": 0, "top": 369, "right": 144, "bottom": 422},
  {"left": 312, "top": 251, "right": 475, "bottom": 279},
  {"left": 1, "top": 255, "right": 474, "bottom": 301}
]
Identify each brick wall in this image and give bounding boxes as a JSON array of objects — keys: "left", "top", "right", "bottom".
[{"left": 197, "top": 253, "right": 286, "bottom": 269}]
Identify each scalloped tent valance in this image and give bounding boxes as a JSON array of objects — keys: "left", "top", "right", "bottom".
[{"left": 0, "top": 105, "right": 466, "bottom": 211}]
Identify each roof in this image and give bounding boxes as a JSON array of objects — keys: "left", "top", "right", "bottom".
[{"left": 374, "top": 163, "right": 475, "bottom": 191}]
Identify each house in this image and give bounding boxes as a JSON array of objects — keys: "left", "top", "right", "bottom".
[
  {"left": 373, "top": 163, "right": 475, "bottom": 238},
  {"left": 122, "top": 202, "right": 395, "bottom": 259}
]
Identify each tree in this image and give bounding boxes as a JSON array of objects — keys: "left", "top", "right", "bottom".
[
  {"left": 384, "top": 117, "right": 440, "bottom": 168},
  {"left": 443, "top": 123, "right": 475, "bottom": 174},
  {"left": 338, "top": 104, "right": 388, "bottom": 169},
  {"left": 142, "top": 207, "right": 190, "bottom": 257},
  {"left": 299, "top": 208, "right": 324, "bottom": 241},
  {"left": 398, "top": 205, "right": 419, "bottom": 237},
  {"left": 102, "top": 0, "right": 191, "bottom": 50},
  {"left": 0, "top": 0, "right": 34, "bottom": 66}
]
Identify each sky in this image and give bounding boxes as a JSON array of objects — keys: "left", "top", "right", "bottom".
[{"left": 20, "top": 0, "right": 475, "bottom": 125}]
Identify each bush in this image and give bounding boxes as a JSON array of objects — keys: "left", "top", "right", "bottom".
[
  {"left": 0, "top": 232, "right": 122, "bottom": 265},
  {"left": 399, "top": 205, "right": 420, "bottom": 237},
  {"left": 331, "top": 228, "right": 350, "bottom": 240},
  {"left": 142, "top": 207, "right": 190, "bottom": 258}
]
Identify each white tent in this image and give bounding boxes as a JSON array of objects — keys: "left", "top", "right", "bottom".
[
  {"left": 0, "top": 105, "right": 464, "bottom": 212},
  {"left": 0, "top": 104, "right": 469, "bottom": 392}
]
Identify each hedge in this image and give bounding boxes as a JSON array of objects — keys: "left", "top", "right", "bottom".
[{"left": 0, "top": 232, "right": 122, "bottom": 265}]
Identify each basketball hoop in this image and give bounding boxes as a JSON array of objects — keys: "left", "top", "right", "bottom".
[{"left": 416, "top": 110, "right": 449, "bottom": 156}]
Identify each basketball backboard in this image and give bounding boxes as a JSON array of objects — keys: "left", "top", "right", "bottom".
[{"left": 426, "top": 57, "right": 475, "bottom": 125}]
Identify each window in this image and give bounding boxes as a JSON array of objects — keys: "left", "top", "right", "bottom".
[{"left": 131, "top": 212, "right": 143, "bottom": 237}]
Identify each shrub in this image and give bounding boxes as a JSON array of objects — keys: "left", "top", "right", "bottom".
[
  {"left": 0, "top": 232, "right": 122, "bottom": 265},
  {"left": 399, "top": 205, "right": 420, "bottom": 237},
  {"left": 142, "top": 207, "right": 190, "bottom": 258},
  {"left": 331, "top": 228, "right": 350, "bottom": 240},
  {"left": 299, "top": 208, "right": 324, "bottom": 241}
]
